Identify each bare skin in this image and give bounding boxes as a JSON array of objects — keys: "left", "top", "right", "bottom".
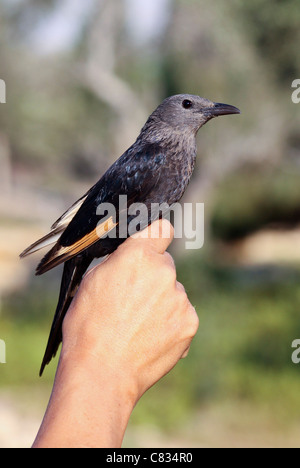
[{"left": 32, "top": 220, "right": 199, "bottom": 448}]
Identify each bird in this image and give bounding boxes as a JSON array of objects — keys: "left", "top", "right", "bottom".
[{"left": 20, "top": 94, "right": 240, "bottom": 376}]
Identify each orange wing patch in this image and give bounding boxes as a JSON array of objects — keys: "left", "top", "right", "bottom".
[
  {"left": 58, "top": 216, "right": 117, "bottom": 259},
  {"left": 37, "top": 217, "right": 117, "bottom": 274}
]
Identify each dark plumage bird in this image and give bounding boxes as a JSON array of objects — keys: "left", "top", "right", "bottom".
[{"left": 20, "top": 94, "right": 240, "bottom": 375}]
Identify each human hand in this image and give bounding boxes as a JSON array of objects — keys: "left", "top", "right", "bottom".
[
  {"left": 33, "top": 219, "right": 199, "bottom": 448},
  {"left": 63, "top": 219, "right": 199, "bottom": 399}
]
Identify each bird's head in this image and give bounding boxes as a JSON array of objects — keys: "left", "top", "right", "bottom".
[{"left": 149, "top": 94, "right": 240, "bottom": 135}]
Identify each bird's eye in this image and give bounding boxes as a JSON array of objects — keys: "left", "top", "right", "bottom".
[{"left": 182, "top": 99, "right": 193, "bottom": 109}]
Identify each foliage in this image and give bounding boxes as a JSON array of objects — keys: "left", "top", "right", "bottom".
[
  {"left": 211, "top": 167, "right": 300, "bottom": 240},
  {"left": 233, "top": 0, "right": 300, "bottom": 83}
]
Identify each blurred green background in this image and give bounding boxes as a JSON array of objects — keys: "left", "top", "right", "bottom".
[{"left": 1, "top": 0, "right": 300, "bottom": 448}]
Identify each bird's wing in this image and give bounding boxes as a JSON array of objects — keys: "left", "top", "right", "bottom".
[
  {"left": 35, "top": 144, "right": 165, "bottom": 275},
  {"left": 20, "top": 194, "right": 90, "bottom": 258}
]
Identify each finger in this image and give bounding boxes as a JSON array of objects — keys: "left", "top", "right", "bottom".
[
  {"left": 130, "top": 219, "right": 174, "bottom": 254},
  {"left": 176, "top": 281, "right": 186, "bottom": 293},
  {"left": 185, "top": 305, "right": 199, "bottom": 339},
  {"left": 163, "top": 251, "right": 176, "bottom": 269},
  {"left": 181, "top": 346, "right": 191, "bottom": 359}
]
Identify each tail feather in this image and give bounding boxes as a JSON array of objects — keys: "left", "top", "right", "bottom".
[
  {"left": 20, "top": 229, "right": 61, "bottom": 258},
  {"left": 20, "top": 193, "right": 89, "bottom": 260},
  {"left": 36, "top": 243, "right": 64, "bottom": 276},
  {"left": 39, "top": 256, "right": 92, "bottom": 376}
]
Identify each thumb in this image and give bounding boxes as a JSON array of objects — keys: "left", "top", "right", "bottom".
[{"left": 130, "top": 219, "right": 174, "bottom": 254}]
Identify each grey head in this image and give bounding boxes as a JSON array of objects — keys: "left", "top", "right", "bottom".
[{"left": 145, "top": 94, "right": 240, "bottom": 137}]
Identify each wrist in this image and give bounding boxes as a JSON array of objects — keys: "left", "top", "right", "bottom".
[
  {"left": 34, "top": 347, "right": 137, "bottom": 448},
  {"left": 60, "top": 341, "right": 139, "bottom": 406}
]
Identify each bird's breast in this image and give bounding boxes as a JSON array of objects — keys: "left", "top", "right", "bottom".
[{"left": 154, "top": 151, "right": 196, "bottom": 205}]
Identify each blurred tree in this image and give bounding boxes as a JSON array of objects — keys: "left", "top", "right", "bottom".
[
  {"left": 233, "top": 0, "right": 300, "bottom": 84},
  {"left": 83, "top": 0, "right": 149, "bottom": 155},
  {"left": 2, "top": 0, "right": 58, "bottom": 41}
]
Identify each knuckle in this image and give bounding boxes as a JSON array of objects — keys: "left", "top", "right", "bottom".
[
  {"left": 161, "top": 263, "right": 177, "bottom": 286},
  {"left": 163, "top": 251, "right": 175, "bottom": 268},
  {"left": 181, "top": 347, "right": 190, "bottom": 359},
  {"left": 186, "top": 306, "right": 199, "bottom": 336},
  {"left": 121, "top": 241, "right": 148, "bottom": 265},
  {"left": 175, "top": 283, "right": 189, "bottom": 305},
  {"left": 176, "top": 281, "right": 186, "bottom": 294}
]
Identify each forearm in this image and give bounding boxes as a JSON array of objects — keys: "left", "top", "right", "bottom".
[{"left": 33, "top": 351, "right": 136, "bottom": 448}]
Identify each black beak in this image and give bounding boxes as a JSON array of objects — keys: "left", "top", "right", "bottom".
[{"left": 210, "top": 102, "right": 241, "bottom": 117}]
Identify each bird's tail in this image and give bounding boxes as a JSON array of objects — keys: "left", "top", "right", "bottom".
[{"left": 39, "top": 256, "right": 91, "bottom": 376}]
